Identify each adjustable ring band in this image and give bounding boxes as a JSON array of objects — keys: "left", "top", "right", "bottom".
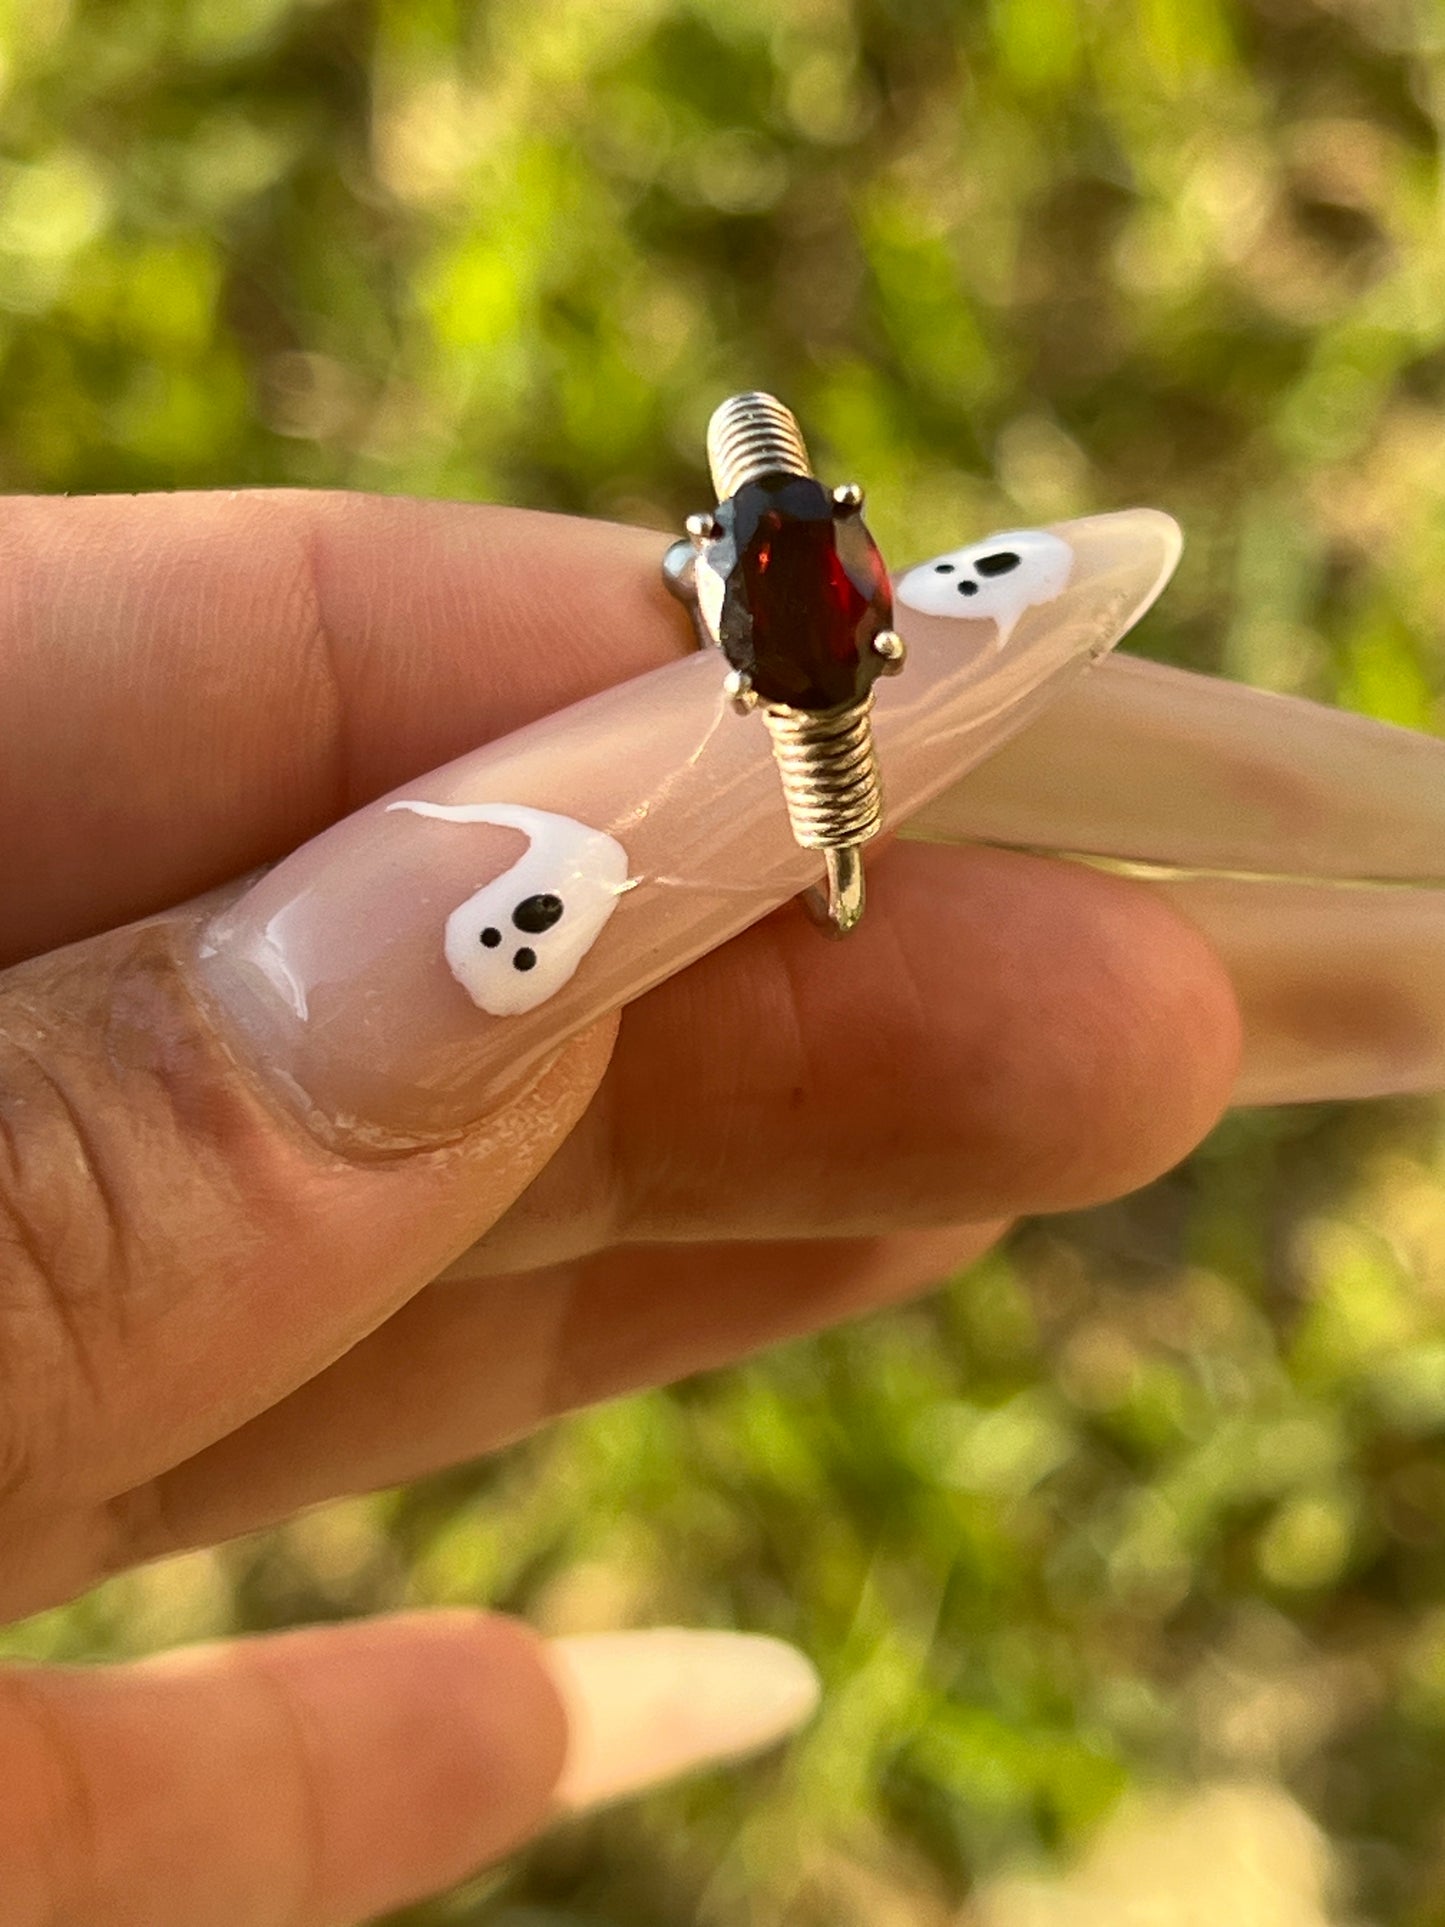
[{"left": 662, "top": 391, "right": 905, "bottom": 936}]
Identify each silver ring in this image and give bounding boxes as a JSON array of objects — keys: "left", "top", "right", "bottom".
[{"left": 663, "top": 391, "right": 905, "bottom": 936}]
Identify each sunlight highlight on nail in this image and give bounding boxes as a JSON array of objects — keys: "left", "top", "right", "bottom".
[{"left": 546, "top": 1627, "right": 821, "bottom": 1813}]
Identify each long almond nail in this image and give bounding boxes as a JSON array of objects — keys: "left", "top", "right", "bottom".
[
  {"left": 911, "top": 649, "right": 1445, "bottom": 883},
  {"left": 197, "top": 509, "right": 1179, "bottom": 1147},
  {"left": 903, "top": 648, "right": 1445, "bottom": 1104},
  {"left": 1152, "top": 873, "right": 1445, "bottom": 1105},
  {"left": 545, "top": 1628, "right": 821, "bottom": 1813}
]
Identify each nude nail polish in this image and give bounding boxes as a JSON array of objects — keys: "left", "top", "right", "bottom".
[
  {"left": 906, "top": 648, "right": 1445, "bottom": 1106},
  {"left": 196, "top": 509, "right": 1181, "bottom": 1149},
  {"left": 546, "top": 1628, "right": 821, "bottom": 1813},
  {"left": 911, "top": 649, "right": 1445, "bottom": 884}
]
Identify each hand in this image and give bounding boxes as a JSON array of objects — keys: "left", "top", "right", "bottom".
[{"left": 0, "top": 491, "right": 1240, "bottom": 1924}]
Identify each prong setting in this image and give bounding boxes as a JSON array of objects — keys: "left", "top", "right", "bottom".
[
  {"left": 667, "top": 393, "right": 903, "bottom": 938},
  {"left": 872, "top": 629, "right": 907, "bottom": 674},
  {"left": 723, "top": 668, "right": 759, "bottom": 714},
  {"left": 661, "top": 536, "right": 699, "bottom": 604}
]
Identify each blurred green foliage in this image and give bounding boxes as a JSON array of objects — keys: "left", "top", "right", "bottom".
[{"left": 3, "top": 0, "right": 1445, "bottom": 1920}]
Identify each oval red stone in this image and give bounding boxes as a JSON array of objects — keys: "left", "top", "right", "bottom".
[{"left": 712, "top": 474, "right": 893, "bottom": 711}]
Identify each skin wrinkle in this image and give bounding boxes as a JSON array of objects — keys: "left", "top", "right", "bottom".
[
  {"left": 0, "top": 1012, "right": 617, "bottom": 1619},
  {"left": 101, "top": 1230, "right": 997, "bottom": 1563},
  {"left": 296, "top": 506, "right": 360, "bottom": 831},
  {"left": 590, "top": 1066, "right": 634, "bottom": 1261},
  {"left": 876, "top": 874, "right": 1032, "bottom": 1207},
  {"left": 455, "top": 851, "right": 1241, "bottom": 1276},
  {"left": 0, "top": 1508, "right": 91, "bottom": 1625},
  {"left": 0, "top": 498, "right": 689, "bottom": 970},
  {"left": 28, "top": 932, "right": 281, "bottom": 1343},
  {"left": 624, "top": 918, "right": 806, "bottom": 1243},
  {"left": 246, "top": 507, "right": 359, "bottom": 868},
  {"left": 0, "top": 936, "right": 352, "bottom": 1504},
  {"left": 945, "top": 867, "right": 1181, "bottom": 1208},
  {"left": 0, "top": 1032, "right": 115, "bottom": 1512},
  {"left": 457, "top": 1047, "right": 631, "bottom": 1275},
  {"left": 17, "top": 1042, "right": 132, "bottom": 1363},
  {"left": 233, "top": 1655, "right": 327, "bottom": 1927},
  {"left": 0, "top": 1669, "right": 101, "bottom": 1927},
  {"left": 760, "top": 906, "right": 856, "bottom": 1226},
  {"left": 540, "top": 1254, "right": 658, "bottom": 1419},
  {"left": 539, "top": 1231, "right": 999, "bottom": 1420},
  {"left": 1086, "top": 942, "right": 1160, "bottom": 1173},
  {"left": 301, "top": 497, "right": 677, "bottom": 798},
  {"left": 848, "top": 890, "right": 939, "bottom": 1207},
  {"left": 97, "top": 1471, "right": 183, "bottom": 1585},
  {"left": 533, "top": 1259, "right": 595, "bottom": 1457},
  {"left": 2, "top": 1498, "right": 164, "bottom": 1624}
]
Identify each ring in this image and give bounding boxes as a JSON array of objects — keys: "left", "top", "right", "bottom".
[{"left": 663, "top": 391, "right": 905, "bottom": 936}]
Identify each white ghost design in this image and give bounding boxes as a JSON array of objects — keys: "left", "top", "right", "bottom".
[
  {"left": 895, "top": 528, "right": 1074, "bottom": 645},
  {"left": 386, "top": 800, "right": 631, "bottom": 1017}
]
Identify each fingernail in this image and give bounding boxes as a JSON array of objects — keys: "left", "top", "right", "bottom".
[
  {"left": 543, "top": 1628, "right": 821, "bottom": 1814},
  {"left": 197, "top": 509, "right": 1179, "bottom": 1147},
  {"left": 911, "top": 650, "right": 1445, "bottom": 884},
  {"left": 901, "top": 645, "right": 1445, "bottom": 1106},
  {"left": 1152, "top": 873, "right": 1445, "bottom": 1106}
]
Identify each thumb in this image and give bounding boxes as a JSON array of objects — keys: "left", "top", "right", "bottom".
[
  {"left": 0, "top": 1614, "right": 820, "bottom": 1927},
  {"left": 0, "top": 891, "right": 615, "bottom": 1615}
]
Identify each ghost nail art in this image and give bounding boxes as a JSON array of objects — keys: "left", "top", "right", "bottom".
[
  {"left": 385, "top": 801, "right": 631, "bottom": 1017},
  {"left": 895, "top": 528, "right": 1074, "bottom": 645},
  {"left": 199, "top": 509, "right": 1181, "bottom": 1146}
]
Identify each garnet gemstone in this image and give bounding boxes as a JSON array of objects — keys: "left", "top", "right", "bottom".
[{"left": 707, "top": 473, "right": 893, "bottom": 712}]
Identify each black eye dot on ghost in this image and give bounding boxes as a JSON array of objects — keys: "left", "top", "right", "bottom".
[
  {"left": 513, "top": 947, "right": 538, "bottom": 972},
  {"left": 976, "top": 551, "right": 1021, "bottom": 577},
  {"left": 933, "top": 561, "right": 956, "bottom": 573},
  {"left": 513, "top": 893, "right": 565, "bottom": 934},
  {"left": 958, "top": 579, "right": 979, "bottom": 596},
  {"left": 480, "top": 927, "right": 502, "bottom": 948}
]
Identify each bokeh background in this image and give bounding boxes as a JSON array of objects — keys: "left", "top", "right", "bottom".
[{"left": 2, "top": 0, "right": 1445, "bottom": 1920}]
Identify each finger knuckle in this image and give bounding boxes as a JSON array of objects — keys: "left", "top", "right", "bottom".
[
  {"left": 0, "top": 924, "right": 253, "bottom": 1517},
  {"left": 0, "top": 1027, "right": 120, "bottom": 1513}
]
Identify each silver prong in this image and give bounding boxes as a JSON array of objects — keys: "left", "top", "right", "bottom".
[
  {"left": 723, "top": 668, "right": 759, "bottom": 714},
  {"left": 685, "top": 510, "right": 719, "bottom": 543},
  {"left": 872, "top": 629, "right": 907, "bottom": 674},
  {"left": 832, "top": 482, "right": 865, "bottom": 513},
  {"left": 662, "top": 537, "right": 698, "bottom": 603},
  {"left": 805, "top": 846, "right": 865, "bottom": 936}
]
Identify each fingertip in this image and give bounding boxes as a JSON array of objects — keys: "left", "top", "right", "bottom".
[
  {"left": 1050, "top": 861, "right": 1244, "bottom": 1204},
  {"left": 562, "top": 841, "right": 1243, "bottom": 1251},
  {"left": 0, "top": 1611, "right": 571, "bottom": 1927},
  {"left": 1102, "top": 867, "right": 1245, "bottom": 1184},
  {"left": 244, "top": 1609, "right": 570, "bottom": 1901},
  {"left": 848, "top": 845, "right": 1243, "bottom": 1216},
  {"left": 946, "top": 851, "right": 1243, "bottom": 1210}
]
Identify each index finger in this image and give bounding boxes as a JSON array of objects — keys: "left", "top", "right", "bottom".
[{"left": 0, "top": 492, "right": 678, "bottom": 964}]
